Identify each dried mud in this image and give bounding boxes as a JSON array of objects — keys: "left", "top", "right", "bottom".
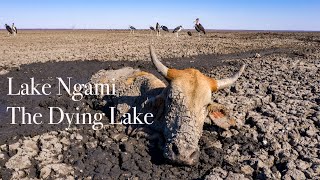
[{"left": 0, "top": 30, "right": 319, "bottom": 179}]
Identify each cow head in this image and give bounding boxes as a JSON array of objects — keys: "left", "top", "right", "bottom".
[{"left": 149, "top": 46, "right": 245, "bottom": 165}]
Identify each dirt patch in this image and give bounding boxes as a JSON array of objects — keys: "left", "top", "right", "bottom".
[{"left": 1, "top": 30, "right": 319, "bottom": 68}]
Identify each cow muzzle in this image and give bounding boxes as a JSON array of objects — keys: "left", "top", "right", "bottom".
[{"left": 164, "top": 141, "right": 200, "bottom": 166}]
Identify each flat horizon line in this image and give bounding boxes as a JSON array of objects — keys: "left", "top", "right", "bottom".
[{"left": 1, "top": 28, "right": 319, "bottom": 33}]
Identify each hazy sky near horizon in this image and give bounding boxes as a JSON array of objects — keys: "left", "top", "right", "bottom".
[{"left": 0, "top": 0, "right": 319, "bottom": 30}]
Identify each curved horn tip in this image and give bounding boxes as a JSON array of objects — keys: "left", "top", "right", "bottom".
[
  {"left": 149, "top": 46, "right": 169, "bottom": 77},
  {"left": 215, "top": 64, "right": 246, "bottom": 90},
  {"left": 239, "top": 64, "right": 246, "bottom": 74}
]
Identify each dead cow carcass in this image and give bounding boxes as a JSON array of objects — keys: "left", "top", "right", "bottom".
[{"left": 90, "top": 46, "right": 245, "bottom": 166}]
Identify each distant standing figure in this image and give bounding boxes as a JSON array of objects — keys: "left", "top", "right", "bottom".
[
  {"left": 173, "top": 25, "right": 183, "bottom": 37},
  {"left": 156, "top": 22, "right": 160, "bottom": 36},
  {"left": 194, "top": 18, "right": 206, "bottom": 40},
  {"left": 129, "top": 25, "right": 136, "bottom": 34},
  {"left": 5, "top": 24, "right": 13, "bottom": 35},
  {"left": 149, "top": 26, "right": 155, "bottom": 34},
  {"left": 161, "top": 25, "right": 169, "bottom": 32},
  {"left": 12, "top": 23, "right": 17, "bottom": 35}
]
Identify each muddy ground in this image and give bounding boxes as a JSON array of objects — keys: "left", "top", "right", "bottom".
[{"left": 0, "top": 30, "right": 319, "bottom": 179}]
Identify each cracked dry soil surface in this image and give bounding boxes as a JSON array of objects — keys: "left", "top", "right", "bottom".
[{"left": 0, "top": 31, "right": 319, "bottom": 179}]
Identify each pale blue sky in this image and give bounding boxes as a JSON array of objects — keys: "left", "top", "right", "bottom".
[{"left": 0, "top": 0, "right": 319, "bottom": 30}]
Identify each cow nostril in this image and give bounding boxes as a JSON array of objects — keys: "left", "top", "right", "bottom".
[
  {"left": 172, "top": 143, "right": 180, "bottom": 155},
  {"left": 190, "top": 150, "right": 200, "bottom": 161}
]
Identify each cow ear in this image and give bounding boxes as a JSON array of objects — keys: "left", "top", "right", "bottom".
[
  {"left": 206, "top": 103, "right": 236, "bottom": 130},
  {"left": 144, "top": 95, "right": 164, "bottom": 108},
  {"left": 142, "top": 94, "right": 165, "bottom": 120}
]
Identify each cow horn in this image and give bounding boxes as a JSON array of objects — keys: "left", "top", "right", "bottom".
[
  {"left": 150, "top": 46, "right": 169, "bottom": 77},
  {"left": 215, "top": 64, "right": 246, "bottom": 90}
]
